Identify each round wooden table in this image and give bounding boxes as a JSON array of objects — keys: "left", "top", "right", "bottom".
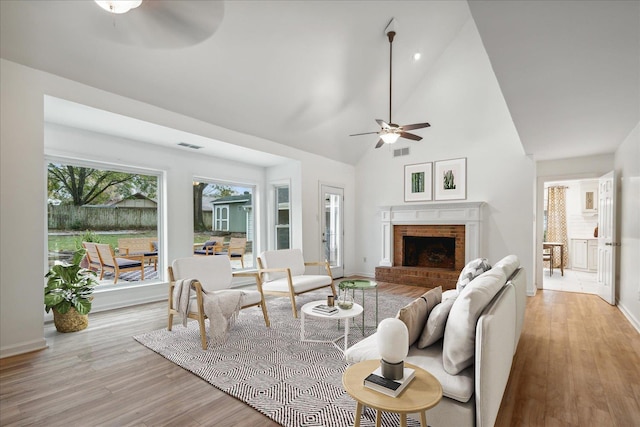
[{"left": 342, "top": 360, "right": 442, "bottom": 427}]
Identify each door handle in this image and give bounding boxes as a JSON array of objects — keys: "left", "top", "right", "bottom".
[{"left": 605, "top": 242, "right": 621, "bottom": 246}]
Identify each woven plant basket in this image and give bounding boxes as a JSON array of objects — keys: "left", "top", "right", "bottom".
[{"left": 53, "top": 308, "right": 88, "bottom": 333}]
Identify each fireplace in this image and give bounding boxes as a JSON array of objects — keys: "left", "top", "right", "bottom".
[
  {"left": 402, "top": 236, "right": 456, "bottom": 269},
  {"left": 375, "top": 202, "right": 484, "bottom": 290}
]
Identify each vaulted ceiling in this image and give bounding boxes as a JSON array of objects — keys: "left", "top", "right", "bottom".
[{"left": 1, "top": 1, "right": 638, "bottom": 165}]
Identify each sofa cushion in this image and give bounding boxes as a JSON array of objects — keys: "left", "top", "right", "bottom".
[
  {"left": 417, "top": 296, "right": 457, "bottom": 349},
  {"left": 344, "top": 335, "right": 474, "bottom": 403},
  {"left": 396, "top": 286, "right": 442, "bottom": 346},
  {"left": 442, "top": 289, "right": 459, "bottom": 301},
  {"left": 443, "top": 267, "right": 507, "bottom": 375},
  {"left": 493, "top": 254, "right": 520, "bottom": 281},
  {"left": 260, "top": 275, "right": 331, "bottom": 293},
  {"left": 456, "top": 258, "right": 492, "bottom": 292}
]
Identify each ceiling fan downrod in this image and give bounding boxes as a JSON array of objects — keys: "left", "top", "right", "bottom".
[{"left": 387, "top": 29, "right": 395, "bottom": 126}]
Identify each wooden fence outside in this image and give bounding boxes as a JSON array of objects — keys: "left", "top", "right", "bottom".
[{"left": 48, "top": 205, "right": 214, "bottom": 230}]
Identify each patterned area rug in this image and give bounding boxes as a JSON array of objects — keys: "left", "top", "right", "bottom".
[
  {"left": 102, "top": 265, "right": 158, "bottom": 282},
  {"left": 134, "top": 290, "right": 421, "bottom": 427}
]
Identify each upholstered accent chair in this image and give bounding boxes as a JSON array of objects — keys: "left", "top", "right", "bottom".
[
  {"left": 257, "top": 248, "right": 336, "bottom": 318},
  {"left": 168, "top": 255, "right": 270, "bottom": 349}
]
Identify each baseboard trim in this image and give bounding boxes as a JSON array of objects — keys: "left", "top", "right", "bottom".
[
  {"left": 0, "top": 338, "right": 48, "bottom": 359},
  {"left": 617, "top": 301, "right": 640, "bottom": 334}
]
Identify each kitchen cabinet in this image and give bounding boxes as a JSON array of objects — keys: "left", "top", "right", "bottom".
[
  {"left": 587, "top": 240, "right": 598, "bottom": 271},
  {"left": 571, "top": 238, "right": 598, "bottom": 271},
  {"left": 580, "top": 181, "right": 598, "bottom": 214}
]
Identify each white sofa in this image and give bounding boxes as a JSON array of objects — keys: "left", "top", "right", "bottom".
[{"left": 344, "top": 255, "right": 527, "bottom": 427}]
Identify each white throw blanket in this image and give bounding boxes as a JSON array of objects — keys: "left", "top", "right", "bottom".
[{"left": 173, "top": 278, "right": 245, "bottom": 345}]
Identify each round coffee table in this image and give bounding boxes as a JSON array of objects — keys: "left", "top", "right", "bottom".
[
  {"left": 342, "top": 359, "right": 442, "bottom": 427},
  {"left": 300, "top": 300, "right": 363, "bottom": 352}
]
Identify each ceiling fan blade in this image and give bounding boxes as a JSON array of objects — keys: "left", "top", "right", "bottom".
[
  {"left": 375, "top": 139, "right": 385, "bottom": 149},
  {"left": 400, "top": 132, "right": 423, "bottom": 141},
  {"left": 350, "top": 131, "right": 380, "bottom": 137},
  {"left": 95, "top": 1, "right": 224, "bottom": 48},
  {"left": 375, "top": 119, "right": 392, "bottom": 129},
  {"left": 401, "top": 122, "right": 431, "bottom": 131}
]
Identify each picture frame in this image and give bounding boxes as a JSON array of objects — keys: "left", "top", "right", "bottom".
[
  {"left": 404, "top": 162, "right": 433, "bottom": 202},
  {"left": 434, "top": 157, "right": 466, "bottom": 200}
]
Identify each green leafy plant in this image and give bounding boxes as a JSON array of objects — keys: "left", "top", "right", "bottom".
[
  {"left": 74, "top": 229, "right": 101, "bottom": 250},
  {"left": 44, "top": 249, "right": 97, "bottom": 315}
]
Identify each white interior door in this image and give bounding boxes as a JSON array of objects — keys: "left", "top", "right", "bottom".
[
  {"left": 597, "top": 171, "right": 617, "bottom": 305},
  {"left": 320, "top": 184, "right": 344, "bottom": 278}
]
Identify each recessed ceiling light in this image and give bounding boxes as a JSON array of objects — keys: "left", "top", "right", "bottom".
[{"left": 413, "top": 52, "right": 422, "bottom": 61}]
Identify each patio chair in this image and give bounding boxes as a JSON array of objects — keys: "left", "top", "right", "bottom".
[
  {"left": 94, "top": 243, "right": 145, "bottom": 284},
  {"left": 193, "top": 239, "right": 223, "bottom": 256},
  {"left": 168, "top": 255, "right": 270, "bottom": 349},
  {"left": 118, "top": 237, "right": 158, "bottom": 270},
  {"left": 257, "top": 248, "right": 336, "bottom": 318},
  {"left": 82, "top": 242, "right": 102, "bottom": 272},
  {"left": 216, "top": 237, "right": 247, "bottom": 268}
]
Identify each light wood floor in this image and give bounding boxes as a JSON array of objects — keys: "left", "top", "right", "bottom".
[{"left": 1, "top": 283, "right": 638, "bottom": 426}]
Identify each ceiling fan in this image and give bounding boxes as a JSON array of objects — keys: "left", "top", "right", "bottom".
[
  {"left": 93, "top": 0, "right": 224, "bottom": 49},
  {"left": 350, "top": 20, "right": 430, "bottom": 149}
]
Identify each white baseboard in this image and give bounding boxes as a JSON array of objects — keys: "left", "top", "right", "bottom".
[
  {"left": 0, "top": 338, "right": 48, "bottom": 359},
  {"left": 617, "top": 301, "right": 640, "bottom": 333}
]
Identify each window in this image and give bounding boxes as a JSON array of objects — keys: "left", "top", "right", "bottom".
[
  {"left": 275, "top": 185, "right": 290, "bottom": 250},
  {"left": 193, "top": 180, "right": 255, "bottom": 269},
  {"left": 47, "top": 159, "right": 160, "bottom": 285}
]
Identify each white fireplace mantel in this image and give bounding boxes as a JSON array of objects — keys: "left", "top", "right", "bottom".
[{"left": 379, "top": 202, "right": 485, "bottom": 267}]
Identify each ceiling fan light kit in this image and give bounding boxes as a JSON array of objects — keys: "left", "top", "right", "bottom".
[
  {"left": 95, "top": 0, "right": 142, "bottom": 14},
  {"left": 350, "top": 18, "right": 430, "bottom": 149}
]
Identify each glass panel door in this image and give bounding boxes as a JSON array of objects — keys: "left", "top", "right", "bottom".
[{"left": 321, "top": 184, "right": 343, "bottom": 278}]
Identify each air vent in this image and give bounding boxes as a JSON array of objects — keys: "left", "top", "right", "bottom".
[
  {"left": 393, "top": 147, "right": 410, "bottom": 157},
  {"left": 178, "top": 142, "right": 203, "bottom": 149}
]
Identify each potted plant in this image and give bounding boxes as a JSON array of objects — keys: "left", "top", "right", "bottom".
[
  {"left": 336, "top": 281, "right": 354, "bottom": 310},
  {"left": 44, "top": 248, "right": 98, "bottom": 333}
]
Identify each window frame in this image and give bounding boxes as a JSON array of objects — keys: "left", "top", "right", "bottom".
[{"left": 45, "top": 155, "right": 164, "bottom": 287}]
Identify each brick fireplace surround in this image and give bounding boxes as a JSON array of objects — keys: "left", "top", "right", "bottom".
[{"left": 375, "top": 202, "right": 484, "bottom": 290}]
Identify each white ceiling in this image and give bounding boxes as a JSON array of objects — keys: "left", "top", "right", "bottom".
[{"left": 1, "top": 1, "right": 638, "bottom": 165}]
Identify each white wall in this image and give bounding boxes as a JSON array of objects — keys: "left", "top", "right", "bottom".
[
  {"left": 0, "top": 59, "right": 355, "bottom": 358},
  {"left": 615, "top": 122, "right": 640, "bottom": 331},
  {"left": 353, "top": 19, "right": 535, "bottom": 292}
]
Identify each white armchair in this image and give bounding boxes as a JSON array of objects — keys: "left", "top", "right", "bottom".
[
  {"left": 257, "top": 248, "right": 336, "bottom": 318},
  {"left": 168, "top": 255, "right": 270, "bottom": 349}
]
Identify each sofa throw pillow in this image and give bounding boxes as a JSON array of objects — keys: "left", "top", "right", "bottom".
[
  {"left": 417, "top": 296, "right": 457, "bottom": 349},
  {"left": 456, "top": 258, "right": 492, "bottom": 292},
  {"left": 443, "top": 268, "right": 507, "bottom": 374},
  {"left": 396, "top": 286, "right": 442, "bottom": 346}
]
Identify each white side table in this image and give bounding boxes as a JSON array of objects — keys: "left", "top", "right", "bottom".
[{"left": 300, "top": 300, "right": 363, "bottom": 352}]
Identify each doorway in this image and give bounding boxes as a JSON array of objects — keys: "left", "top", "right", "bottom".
[
  {"left": 542, "top": 179, "right": 598, "bottom": 294},
  {"left": 320, "top": 184, "right": 344, "bottom": 278}
]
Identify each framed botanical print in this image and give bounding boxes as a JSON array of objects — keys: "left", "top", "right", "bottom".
[
  {"left": 404, "top": 162, "right": 433, "bottom": 202},
  {"left": 434, "top": 158, "right": 466, "bottom": 200}
]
